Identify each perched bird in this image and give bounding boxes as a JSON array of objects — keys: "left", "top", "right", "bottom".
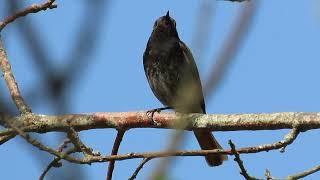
[{"left": 143, "top": 11, "right": 227, "bottom": 166}]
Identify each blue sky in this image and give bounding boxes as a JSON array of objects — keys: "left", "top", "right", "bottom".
[{"left": 1, "top": 0, "right": 320, "bottom": 179}]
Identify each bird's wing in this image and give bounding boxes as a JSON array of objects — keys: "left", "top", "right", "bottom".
[{"left": 178, "top": 41, "right": 206, "bottom": 113}]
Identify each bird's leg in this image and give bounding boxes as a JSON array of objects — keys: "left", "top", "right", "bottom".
[{"left": 146, "top": 106, "right": 172, "bottom": 125}]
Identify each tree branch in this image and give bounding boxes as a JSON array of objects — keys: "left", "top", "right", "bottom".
[
  {"left": 287, "top": 164, "right": 320, "bottom": 180},
  {"left": 58, "top": 129, "right": 296, "bottom": 164},
  {"left": 0, "top": 111, "right": 315, "bottom": 179},
  {"left": 1, "top": 117, "right": 300, "bottom": 164},
  {"left": 0, "top": 134, "right": 15, "bottom": 145},
  {"left": 106, "top": 130, "right": 126, "bottom": 180},
  {"left": 0, "top": 112, "right": 316, "bottom": 140},
  {"left": 0, "top": 0, "right": 58, "bottom": 113},
  {"left": 129, "top": 158, "right": 152, "bottom": 180},
  {"left": 229, "top": 140, "right": 261, "bottom": 180},
  {"left": 0, "top": 0, "right": 57, "bottom": 31},
  {"left": 39, "top": 139, "right": 73, "bottom": 180},
  {"left": 67, "top": 125, "right": 99, "bottom": 156},
  {"left": 1, "top": 112, "right": 311, "bottom": 179},
  {"left": 0, "top": 38, "right": 32, "bottom": 114},
  {"left": 39, "top": 147, "right": 77, "bottom": 180},
  {"left": 1, "top": 114, "right": 82, "bottom": 163}
]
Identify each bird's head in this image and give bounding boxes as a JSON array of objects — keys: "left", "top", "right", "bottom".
[{"left": 152, "top": 11, "right": 178, "bottom": 38}]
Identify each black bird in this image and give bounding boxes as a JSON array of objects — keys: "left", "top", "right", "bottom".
[{"left": 143, "top": 11, "right": 227, "bottom": 166}]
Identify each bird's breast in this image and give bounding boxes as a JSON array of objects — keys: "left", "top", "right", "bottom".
[{"left": 144, "top": 51, "right": 182, "bottom": 106}]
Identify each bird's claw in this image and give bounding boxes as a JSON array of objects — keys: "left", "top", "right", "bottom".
[
  {"left": 146, "top": 107, "right": 171, "bottom": 125},
  {"left": 146, "top": 108, "right": 161, "bottom": 125}
]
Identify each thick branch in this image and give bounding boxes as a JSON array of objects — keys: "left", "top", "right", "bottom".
[
  {"left": 0, "top": 112, "right": 318, "bottom": 139},
  {"left": 0, "top": 116, "right": 302, "bottom": 174}
]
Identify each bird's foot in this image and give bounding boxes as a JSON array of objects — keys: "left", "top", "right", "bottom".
[{"left": 146, "top": 106, "right": 172, "bottom": 125}]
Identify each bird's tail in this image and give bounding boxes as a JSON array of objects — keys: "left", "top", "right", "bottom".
[{"left": 194, "top": 130, "right": 227, "bottom": 166}]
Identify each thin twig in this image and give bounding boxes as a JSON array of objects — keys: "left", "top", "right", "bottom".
[
  {"left": 0, "top": 126, "right": 300, "bottom": 166},
  {"left": 0, "top": 134, "right": 15, "bottom": 145},
  {"left": 0, "top": 37, "right": 31, "bottom": 114},
  {"left": 0, "top": 128, "right": 14, "bottom": 136},
  {"left": 69, "top": 127, "right": 301, "bottom": 164},
  {"left": 39, "top": 157, "right": 62, "bottom": 180},
  {"left": 106, "top": 130, "right": 126, "bottom": 180},
  {"left": 2, "top": 115, "right": 81, "bottom": 163},
  {"left": 150, "top": 129, "right": 186, "bottom": 179},
  {"left": 149, "top": 111, "right": 197, "bottom": 178},
  {"left": 287, "top": 164, "right": 320, "bottom": 180},
  {"left": 237, "top": 128, "right": 299, "bottom": 154},
  {"left": 229, "top": 140, "right": 260, "bottom": 180},
  {"left": 57, "top": 139, "right": 71, "bottom": 152},
  {"left": 67, "top": 125, "right": 99, "bottom": 156},
  {"left": 0, "top": 0, "right": 57, "bottom": 31},
  {"left": 265, "top": 169, "right": 273, "bottom": 180},
  {"left": 129, "top": 158, "right": 152, "bottom": 180},
  {"left": 7, "top": 0, "right": 108, "bottom": 114},
  {"left": 39, "top": 147, "right": 77, "bottom": 180}
]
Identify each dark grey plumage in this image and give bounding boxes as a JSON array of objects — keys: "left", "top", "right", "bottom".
[{"left": 143, "top": 11, "right": 227, "bottom": 166}]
